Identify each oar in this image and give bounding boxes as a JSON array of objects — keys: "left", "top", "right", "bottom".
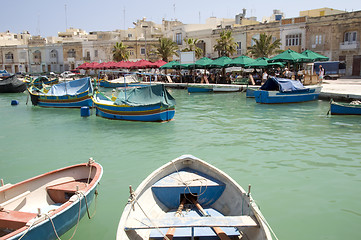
[
  {"left": 163, "top": 198, "right": 187, "bottom": 240},
  {"left": 190, "top": 197, "right": 231, "bottom": 240}
]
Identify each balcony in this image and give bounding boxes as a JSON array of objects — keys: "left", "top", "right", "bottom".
[{"left": 340, "top": 41, "right": 359, "bottom": 50}]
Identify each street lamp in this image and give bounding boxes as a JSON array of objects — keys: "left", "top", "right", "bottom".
[{"left": 142, "top": 25, "right": 148, "bottom": 60}]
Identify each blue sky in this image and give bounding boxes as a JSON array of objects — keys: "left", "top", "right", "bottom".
[{"left": 1, "top": 0, "right": 359, "bottom": 37}]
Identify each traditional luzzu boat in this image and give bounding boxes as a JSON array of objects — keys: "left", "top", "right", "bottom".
[
  {"left": 330, "top": 99, "right": 361, "bottom": 115},
  {"left": 28, "top": 76, "right": 59, "bottom": 88},
  {"left": 117, "top": 155, "right": 276, "bottom": 240},
  {"left": 28, "top": 77, "right": 93, "bottom": 108},
  {"left": 254, "top": 77, "right": 322, "bottom": 104},
  {"left": 92, "top": 84, "right": 176, "bottom": 122},
  {"left": 0, "top": 159, "right": 103, "bottom": 240}
]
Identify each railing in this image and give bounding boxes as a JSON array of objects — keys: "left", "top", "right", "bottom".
[{"left": 340, "top": 41, "right": 359, "bottom": 50}]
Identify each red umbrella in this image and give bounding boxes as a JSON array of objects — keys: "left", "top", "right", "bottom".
[
  {"left": 130, "top": 59, "right": 154, "bottom": 69},
  {"left": 117, "top": 61, "right": 132, "bottom": 69},
  {"left": 76, "top": 62, "right": 90, "bottom": 69},
  {"left": 153, "top": 60, "right": 167, "bottom": 68},
  {"left": 84, "top": 62, "right": 100, "bottom": 70}
]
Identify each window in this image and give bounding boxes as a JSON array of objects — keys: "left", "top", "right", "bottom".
[
  {"left": 251, "top": 34, "right": 260, "bottom": 46},
  {"left": 128, "top": 33, "right": 132, "bottom": 38},
  {"left": 50, "top": 50, "right": 58, "bottom": 58},
  {"left": 286, "top": 34, "right": 302, "bottom": 46},
  {"left": 5, "top": 52, "right": 13, "bottom": 60},
  {"left": 67, "top": 49, "right": 76, "bottom": 58},
  {"left": 94, "top": 50, "right": 98, "bottom": 57},
  {"left": 176, "top": 33, "right": 182, "bottom": 45},
  {"left": 140, "top": 48, "right": 146, "bottom": 55},
  {"left": 344, "top": 31, "right": 357, "bottom": 43},
  {"left": 315, "top": 35, "right": 322, "bottom": 45},
  {"left": 237, "top": 42, "right": 242, "bottom": 55}
]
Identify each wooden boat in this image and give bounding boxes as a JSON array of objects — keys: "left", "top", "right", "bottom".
[
  {"left": 0, "top": 75, "right": 27, "bottom": 93},
  {"left": 117, "top": 154, "right": 275, "bottom": 240},
  {"left": 92, "top": 84, "right": 176, "bottom": 122},
  {"left": 28, "top": 77, "right": 93, "bottom": 108},
  {"left": 188, "top": 84, "right": 241, "bottom": 93},
  {"left": 99, "top": 75, "right": 141, "bottom": 88},
  {"left": 330, "top": 99, "right": 361, "bottom": 115},
  {"left": 246, "top": 86, "right": 259, "bottom": 98},
  {"left": 29, "top": 76, "right": 59, "bottom": 88},
  {"left": 0, "top": 159, "right": 103, "bottom": 240},
  {"left": 254, "top": 77, "right": 321, "bottom": 104}
]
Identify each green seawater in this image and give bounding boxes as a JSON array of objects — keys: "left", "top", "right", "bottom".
[{"left": 1, "top": 89, "right": 361, "bottom": 240}]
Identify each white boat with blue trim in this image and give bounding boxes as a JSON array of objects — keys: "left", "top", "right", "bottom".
[
  {"left": 117, "top": 154, "right": 275, "bottom": 240},
  {"left": 0, "top": 159, "right": 102, "bottom": 240}
]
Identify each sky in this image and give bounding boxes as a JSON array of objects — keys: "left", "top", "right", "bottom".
[{"left": 1, "top": 0, "right": 359, "bottom": 37}]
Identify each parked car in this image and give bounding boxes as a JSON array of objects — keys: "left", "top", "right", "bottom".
[{"left": 60, "top": 71, "right": 75, "bottom": 78}]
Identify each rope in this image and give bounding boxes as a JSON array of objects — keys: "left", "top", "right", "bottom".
[
  {"left": 78, "top": 188, "right": 98, "bottom": 219},
  {"left": 18, "top": 219, "right": 36, "bottom": 240},
  {"left": 170, "top": 160, "right": 209, "bottom": 199}
]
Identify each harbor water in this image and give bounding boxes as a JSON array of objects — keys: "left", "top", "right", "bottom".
[{"left": 1, "top": 89, "right": 360, "bottom": 240}]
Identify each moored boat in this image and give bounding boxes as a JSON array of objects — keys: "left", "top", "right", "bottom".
[
  {"left": 117, "top": 154, "right": 275, "bottom": 240},
  {"left": 99, "top": 75, "right": 141, "bottom": 88},
  {"left": 92, "top": 84, "right": 175, "bottom": 122},
  {"left": 0, "top": 75, "right": 27, "bottom": 93},
  {"left": 27, "top": 77, "right": 93, "bottom": 108},
  {"left": 28, "top": 76, "right": 59, "bottom": 88},
  {"left": 188, "top": 84, "right": 241, "bottom": 93},
  {"left": 330, "top": 99, "right": 361, "bottom": 115},
  {"left": 254, "top": 77, "right": 321, "bottom": 104},
  {"left": 246, "top": 86, "right": 259, "bottom": 98},
  {"left": 0, "top": 159, "right": 103, "bottom": 240}
]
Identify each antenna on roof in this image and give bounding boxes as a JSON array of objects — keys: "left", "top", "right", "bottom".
[
  {"left": 123, "top": 6, "right": 126, "bottom": 30},
  {"left": 173, "top": 3, "right": 176, "bottom": 19},
  {"left": 65, "top": 4, "right": 68, "bottom": 30}
]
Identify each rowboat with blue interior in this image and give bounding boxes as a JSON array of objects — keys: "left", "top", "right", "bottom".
[
  {"left": 117, "top": 154, "right": 275, "bottom": 240},
  {"left": 0, "top": 159, "right": 102, "bottom": 240},
  {"left": 28, "top": 76, "right": 59, "bottom": 88},
  {"left": 28, "top": 77, "right": 93, "bottom": 108},
  {"left": 254, "top": 77, "right": 321, "bottom": 104},
  {"left": 330, "top": 99, "right": 361, "bottom": 115},
  {"left": 92, "top": 84, "right": 175, "bottom": 122}
]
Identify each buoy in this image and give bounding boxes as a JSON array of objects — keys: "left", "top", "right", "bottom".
[
  {"left": 80, "top": 106, "right": 91, "bottom": 117},
  {"left": 11, "top": 100, "right": 19, "bottom": 106}
]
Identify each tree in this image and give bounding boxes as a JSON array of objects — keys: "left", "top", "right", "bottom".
[
  {"left": 247, "top": 33, "right": 282, "bottom": 58},
  {"left": 182, "top": 38, "right": 203, "bottom": 59},
  {"left": 152, "top": 37, "right": 179, "bottom": 62},
  {"left": 213, "top": 30, "right": 238, "bottom": 57},
  {"left": 112, "top": 42, "right": 129, "bottom": 62}
]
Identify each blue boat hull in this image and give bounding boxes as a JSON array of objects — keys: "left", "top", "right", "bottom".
[
  {"left": 30, "top": 91, "right": 93, "bottom": 108},
  {"left": 187, "top": 86, "right": 213, "bottom": 93},
  {"left": 254, "top": 89, "right": 320, "bottom": 104},
  {"left": 9, "top": 188, "right": 97, "bottom": 240},
  {"left": 94, "top": 103, "right": 175, "bottom": 122},
  {"left": 330, "top": 102, "right": 361, "bottom": 115}
]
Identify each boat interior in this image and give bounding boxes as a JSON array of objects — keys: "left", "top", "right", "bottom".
[
  {"left": 124, "top": 164, "right": 264, "bottom": 240},
  {"left": 0, "top": 165, "right": 97, "bottom": 237}
]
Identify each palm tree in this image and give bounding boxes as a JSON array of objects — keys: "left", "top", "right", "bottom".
[
  {"left": 182, "top": 38, "right": 203, "bottom": 59},
  {"left": 213, "top": 30, "right": 238, "bottom": 57},
  {"left": 247, "top": 33, "right": 282, "bottom": 58},
  {"left": 112, "top": 42, "right": 129, "bottom": 62},
  {"left": 152, "top": 37, "right": 179, "bottom": 62}
]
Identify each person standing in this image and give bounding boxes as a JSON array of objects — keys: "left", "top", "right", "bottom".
[
  {"left": 318, "top": 65, "right": 325, "bottom": 84},
  {"left": 262, "top": 70, "right": 268, "bottom": 84}
]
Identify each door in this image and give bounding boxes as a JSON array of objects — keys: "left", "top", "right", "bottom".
[{"left": 352, "top": 55, "right": 361, "bottom": 76}]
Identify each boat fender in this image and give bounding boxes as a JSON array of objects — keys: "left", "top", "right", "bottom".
[
  {"left": 80, "top": 106, "right": 91, "bottom": 117},
  {"left": 11, "top": 100, "right": 19, "bottom": 105}
]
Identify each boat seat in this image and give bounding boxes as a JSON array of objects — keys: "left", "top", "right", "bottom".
[
  {"left": 46, "top": 179, "right": 88, "bottom": 204},
  {"left": 125, "top": 215, "right": 257, "bottom": 230},
  {"left": 0, "top": 191, "right": 30, "bottom": 210},
  {"left": 0, "top": 210, "right": 37, "bottom": 230}
]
